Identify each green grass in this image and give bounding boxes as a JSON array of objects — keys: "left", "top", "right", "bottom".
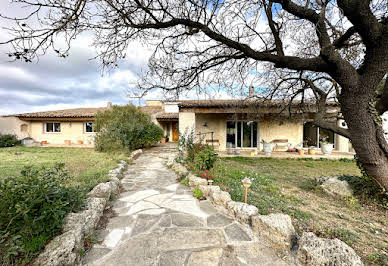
[
  {"left": 188, "top": 156, "right": 388, "bottom": 265},
  {"left": 0, "top": 146, "right": 128, "bottom": 192}
]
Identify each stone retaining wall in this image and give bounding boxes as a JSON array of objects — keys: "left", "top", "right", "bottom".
[
  {"left": 169, "top": 156, "right": 364, "bottom": 266},
  {"left": 33, "top": 149, "right": 143, "bottom": 266}
]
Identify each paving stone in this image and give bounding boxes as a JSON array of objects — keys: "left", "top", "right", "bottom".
[
  {"left": 224, "top": 223, "right": 251, "bottom": 242},
  {"left": 187, "top": 248, "right": 224, "bottom": 266},
  {"left": 96, "top": 232, "right": 161, "bottom": 266},
  {"left": 207, "top": 213, "right": 234, "bottom": 227},
  {"left": 171, "top": 213, "right": 204, "bottom": 227},
  {"left": 126, "top": 200, "right": 164, "bottom": 215},
  {"left": 102, "top": 229, "right": 124, "bottom": 248},
  {"left": 106, "top": 216, "right": 134, "bottom": 230},
  {"left": 82, "top": 248, "right": 112, "bottom": 265},
  {"left": 120, "top": 189, "right": 160, "bottom": 203},
  {"left": 199, "top": 200, "right": 218, "bottom": 215},
  {"left": 144, "top": 193, "right": 174, "bottom": 206},
  {"left": 131, "top": 214, "right": 160, "bottom": 236},
  {"left": 158, "top": 228, "right": 226, "bottom": 251},
  {"left": 159, "top": 250, "right": 191, "bottom": 266},
  {"left": 158, "top": 214, "right": 172, "bottom": 228}
]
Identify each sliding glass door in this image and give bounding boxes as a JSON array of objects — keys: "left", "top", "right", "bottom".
[{"left": 226, "top": 121, "right": 258, "bottom": 148}]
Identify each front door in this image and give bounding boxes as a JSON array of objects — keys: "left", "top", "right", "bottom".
[{"left": 172, "top": 122, "right": 179, "bottom": 141}]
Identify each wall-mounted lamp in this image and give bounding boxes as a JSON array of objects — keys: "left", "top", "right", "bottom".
[{"left": 202, "top": 122, "right": 207, "bottom": 127}]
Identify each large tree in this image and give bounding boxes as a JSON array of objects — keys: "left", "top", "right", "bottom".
[{"left": 1, "top": 0, "right": 387, "bottom": 190}]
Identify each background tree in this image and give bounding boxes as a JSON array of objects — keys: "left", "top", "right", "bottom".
[{"left": 1, "top": 0, "right": 387, "bottom": 190}]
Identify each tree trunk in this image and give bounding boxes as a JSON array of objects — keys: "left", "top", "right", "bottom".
[{"left": 340, "top": 82, "right": 388, "bottom": 191}]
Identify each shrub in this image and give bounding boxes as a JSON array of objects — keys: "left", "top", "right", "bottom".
[
  {"left": 193, "top": 145, "right": 218, "bottom": 170},
  {"left": 0, "top": 164, "right": 84, "bottom": 265},
  {"left": 180, "top": 177, "right": 189, "bottom": 186},
  {"left": 94, "top": 105, "right": 164, "bottom": 151},
  {"left": 193, "top": 188, "right": 203, "bottom": 199},
  {"left": 0, "top": 134, "right": 20, "bottom": 148}
]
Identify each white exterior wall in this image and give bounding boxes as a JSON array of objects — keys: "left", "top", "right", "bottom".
[
  {"left": 179, "top": 112, "right": 196, "bottom": 136},
  {"left": 335, "top": 119, "right": 350, "bottom": 152},
  {"left": 164, "top": 103, "right": 179, "bottom": 113}
]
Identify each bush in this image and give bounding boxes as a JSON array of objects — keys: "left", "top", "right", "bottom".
[
  {"left": 193, "top": 145, "right": 218, "bottom": 170},
  {"left": 94, "top": 105, "right": 164, "bottom": 151},
  {"left": 0, "top": 134, "right": 20, "bottom": 148},
  {"left": 0, "top": 164, "right": 84, "bottom": 265},
  {"left": 193, "top": 188, "right": 203, "bottom": 199}
]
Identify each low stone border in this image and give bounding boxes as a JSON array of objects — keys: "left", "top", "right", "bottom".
[
  {"left": 32, "top": 150, "right": 143, "bottom": 266},
  {"left": 169, "top": 159, "right": 364, "bottom": 266}
]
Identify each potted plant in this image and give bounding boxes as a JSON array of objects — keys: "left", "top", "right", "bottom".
[
  {"left": 262, "top": 140, "right": 273, "bottom": 156},
  {"left": 234, "top": 147, "right": 241, "bottom": 155},
  {"left": 298, "top": 148, "right": 304, "bottom": 155},
  {"left": 320, "top": 137, "right": 334, "bottom": 155},
  {"left": 308, "top": 146, "right": 316, "bottom": 155},
  {"left": 226, "top": 142, "right": 233, "bottom": 155}
]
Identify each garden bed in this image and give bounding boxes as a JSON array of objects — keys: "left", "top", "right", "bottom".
[{"left": 197, "top": 157, "right": 387, "bottom": 265}]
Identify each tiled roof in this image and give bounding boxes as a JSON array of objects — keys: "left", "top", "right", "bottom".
[
  {"left": 177, "top": 99, "right": 339, "bottom": 108},
  {"left": 140, "top": 106, "right": 164, "bottom": 115},
  {"left": 156, "top": 112, "right": 179, "bottom": 120},
  {"left": 10, "top": 107, "right": 108, "bottom": 119},
  {"left": 6, "top": 105, "right": 164, "bottom": 119}
]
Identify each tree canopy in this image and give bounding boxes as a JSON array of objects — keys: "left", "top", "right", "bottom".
[{"left": 1, "top": 0, "right": 388, "bottom": 190}]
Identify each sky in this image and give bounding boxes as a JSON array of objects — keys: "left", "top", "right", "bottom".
[
  {"left": 0, "top": 2, "right": 235, "bottom": 116},
  {"left": 0, "top": 0, "right": 163, "bottom": 115}
]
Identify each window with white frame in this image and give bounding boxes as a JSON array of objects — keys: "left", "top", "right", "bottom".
[
  {"left": 45, "top": 122, "right": 61, "bottom": 133},
  {"left": 85, "top": 122, "right": 95, "bottom": 133}
]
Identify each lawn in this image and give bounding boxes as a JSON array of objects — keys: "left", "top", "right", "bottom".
[
  {"left": 0, "top": 146, "right": 128, "bottom": 192},
  {"left": 205, "top": 157, "right": 388, "bottom": 265}
]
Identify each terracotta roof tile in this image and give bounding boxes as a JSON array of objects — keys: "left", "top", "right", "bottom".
[
  {"left": 156, "top": 112, "right": 179, "bottom": 120},
  {"left": 177, "top": 99, "right": 339, "bottom": 108},
  {"left": 10, "top": 107, "right": 108, "bottom": 119},
  {"left": 140, "top": 106, "right": 164, "bottom": 115}
]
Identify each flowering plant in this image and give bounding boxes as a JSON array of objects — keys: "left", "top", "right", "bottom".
[{"left": 201, "top": 170, "right": 213, "bottom": 180}]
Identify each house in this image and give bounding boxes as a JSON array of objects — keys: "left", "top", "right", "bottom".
[
  {"left": 174, "top": 99, "right": 352, "bottom": 152},
  {"left": 0, "top": 99, "right": 354, "bottom": 152},
  {"left": 0, "top": 101, "right": 176, "bottom": 146}
]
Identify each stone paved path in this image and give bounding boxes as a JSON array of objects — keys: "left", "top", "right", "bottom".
[{"left": 81, "top": 144, "right": 294, "bottom": 266}]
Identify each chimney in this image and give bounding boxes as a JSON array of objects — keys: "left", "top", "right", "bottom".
[
  {"left": 107, "top": 102, "right": 113, "bottom": 109},
  {"left": 249, "top": 86, "right": 255, "bottom": 97}
]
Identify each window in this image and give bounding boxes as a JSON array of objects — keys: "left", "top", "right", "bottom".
[
  {"left": 226, "top": 121, "right": 258, "bottom": 148},
  {"left": 303, "top": 122, "right": 335, "bottom": 148},
  {"left": 45, "top": 122, "right": 61, "bottom": 133},
  {"left": 85, "top": 122, "right": 95, "bottom": 133}
]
